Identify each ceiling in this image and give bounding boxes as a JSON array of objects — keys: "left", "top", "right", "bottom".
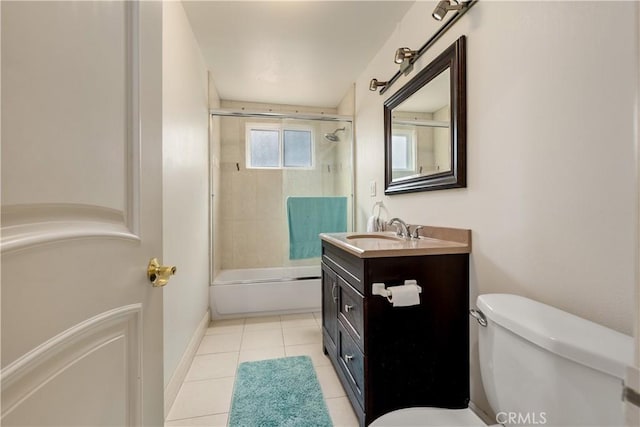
[{"left": 182, "top": 1, "right": 415, "bottom": 108}]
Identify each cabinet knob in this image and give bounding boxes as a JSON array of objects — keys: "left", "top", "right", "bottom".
[
  {"left": 345, "top": 304, "right": 354, "bottom": 312},
  {"left": 344, "top": 354, "right": 354, "bottom": 362}
]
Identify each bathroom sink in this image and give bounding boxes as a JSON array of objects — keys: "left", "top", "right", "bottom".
[
  {"left": 345, "top": 233, "right": 403, "bottom": 242},
  {"left": 320, "top": 228, "right": 472, "bottom": 258}
]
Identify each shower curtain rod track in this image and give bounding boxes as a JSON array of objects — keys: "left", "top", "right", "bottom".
[{"left": 209, "top": 108, "right": 352, "bottom": 122}]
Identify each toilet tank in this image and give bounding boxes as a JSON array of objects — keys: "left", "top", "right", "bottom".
[{"left": 476, "top": 294, "right": 632, "bottom": 427}]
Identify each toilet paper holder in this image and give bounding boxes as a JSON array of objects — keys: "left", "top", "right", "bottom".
[{"left": 372, "top": 280, "right": 422, "bottom": 298}]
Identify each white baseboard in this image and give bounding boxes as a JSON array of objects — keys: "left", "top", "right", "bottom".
[{"left": 164, "top": 309, "right": 210, "bottom": 418}]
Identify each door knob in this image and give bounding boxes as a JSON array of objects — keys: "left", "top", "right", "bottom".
[{"left": 147, "top": 258, "right": 176, "bottom": 287}]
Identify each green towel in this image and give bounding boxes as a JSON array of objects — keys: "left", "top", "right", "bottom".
[{"left": 287, "top": 196, "right": 347, "bottom": 259}]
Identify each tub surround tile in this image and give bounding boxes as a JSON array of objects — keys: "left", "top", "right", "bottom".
[
  {"left": 252, "top": 220, "right": 285, "bottom": 267},
  {"left": 196, "top": 333, "right": 242, "bottom": 355},
  {"left": 219, "top": 226, "right": 234, "bottom": 268},
  {"left": 231, "top": 221, "right": 260, "bottom": 268},
  {"left": 230, "top": 172, "right": 257, "bottom": 220},
  {"left": 167, "top": 377, "right": 235, "bottom": 421},
  {"left": 220, "top": 144, "right": 241, "bottom": 163},
  {"left": 256, "top": 174, "right": 284, "bottom": 220}
]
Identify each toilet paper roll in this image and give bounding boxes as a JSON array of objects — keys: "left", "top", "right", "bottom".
[{"left": 386, "top": 284, "right": 421, "bottom": 307}]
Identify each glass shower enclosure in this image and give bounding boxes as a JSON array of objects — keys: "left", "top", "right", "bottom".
[{"left": 212, "top": 110, "right": 354, "bottom": 274}]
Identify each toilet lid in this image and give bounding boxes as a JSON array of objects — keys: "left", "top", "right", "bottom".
[{"left": 370, "top": 407, "right": 488, "bottom": 427}]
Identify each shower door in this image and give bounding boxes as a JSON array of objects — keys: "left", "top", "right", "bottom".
[
  {"left": 217, "top": 114, "right": 353, "bottom": 271},
  {"left": 282, "top": 118, "right": 353, "bottom": 266}
]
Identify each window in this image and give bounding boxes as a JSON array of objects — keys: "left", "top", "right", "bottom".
[
  {"left": 249, "top": 128, "right": 280, "bottom": 167},
  {"left": 246, "top": 124, "right": 313, "bottom": 169},
  {"left": 391, "top": 129, "right": 416, "bottom": 171}
]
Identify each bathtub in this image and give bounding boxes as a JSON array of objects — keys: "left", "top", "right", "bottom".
[{"left": 210, "top": 265, "right": 321, "bottom": 318}]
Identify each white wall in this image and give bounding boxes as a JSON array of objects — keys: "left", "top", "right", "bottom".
[
  {"left": 355, "top": 1, "right": 638, "bottom": 418},
  {"left": 162, "top": 0, "right": 210, "bottom": 391}
]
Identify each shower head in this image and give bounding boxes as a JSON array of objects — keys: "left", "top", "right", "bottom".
[{"left": 324, "top": 127, "right": 346, "bottom": 142}]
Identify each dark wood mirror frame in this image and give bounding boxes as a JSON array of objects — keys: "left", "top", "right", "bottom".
[{"left": 384, "top": 36, "right": 466, "bottom": 194}]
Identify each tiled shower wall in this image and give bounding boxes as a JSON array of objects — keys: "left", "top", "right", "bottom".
[{"left": 218, "top": 101, "right": 352, "bottom": 270}]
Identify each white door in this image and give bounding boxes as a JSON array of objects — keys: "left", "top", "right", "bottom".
[{"left": 1, "top": 1, "right": 165, "bottom": 425}]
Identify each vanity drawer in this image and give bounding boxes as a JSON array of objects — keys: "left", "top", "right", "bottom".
[
  {"left": 338, "top": 323, "right": 365, "bottom": 407},
  {"left": 338, "top": 277, "right": 364, "bottom": 349},
  {"left": 322, "top": 243, "right": 364, "bottom": 294}
]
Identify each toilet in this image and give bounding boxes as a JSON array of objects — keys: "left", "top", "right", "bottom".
[{"left": 371, "top": 294, "right": 633, "bottom": 426}]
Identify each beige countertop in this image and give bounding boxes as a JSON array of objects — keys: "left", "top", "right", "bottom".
[{"left": 320, "top": 226, "right": 471, "bottom": 258}]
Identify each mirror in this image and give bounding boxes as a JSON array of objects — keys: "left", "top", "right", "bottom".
[{"left": 384, "top": 36, "right": 466, "bottom": 194}]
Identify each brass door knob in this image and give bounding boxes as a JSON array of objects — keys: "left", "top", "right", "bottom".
[{"left": 147, "top": 258, "right": 176, "bottom": 287}]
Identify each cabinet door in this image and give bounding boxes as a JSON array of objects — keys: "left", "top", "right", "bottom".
[{"left": 321, "top": 263, "right": 339, "bottom": 349}]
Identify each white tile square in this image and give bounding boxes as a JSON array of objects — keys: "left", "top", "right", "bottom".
[
  {"left": 285, "top": 343, "right": 331, "bottom": 366},
  {"left": 281, "top": 313, "right": 318, "bottom": 329},
  {"left": 167, "top": 377, "right": 235, "bottom": 421},
  {"left": 186, "top": 352, "right": 238, "bottom": 381},
  {"left": 282, "top": 325, "right": 321, "bottom": 346},
  {"left": 165, "top": 413, "right": 228, "bottom": 426},
  {"left": 238, "top": 347, "right": 285, "bottom": 363},
  {"left": 243, "top": 315, "right": 281, "bottom": 332},
  {"left": 197, "top": 333, "right": 242, "bottom": 355},
  {"left": 315, "top": 365, "right": 347, "bottom": 399},
  {"left": 280, "top": 313, "right": 314, "bottom": 320},
  {"left": 325, "top": 397, "right": 359, "bottom": 427},
  {"left": 206, "top": 318, "right": 244, "bottom": 335},
  {"left": 313, "top": 312, "right": 323, "bottom": 326},
  {"left": 241, "top": 329, "right": 284, "bottom": 350}
]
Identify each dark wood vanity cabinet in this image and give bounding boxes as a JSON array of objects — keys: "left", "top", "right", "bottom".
[{"left": 321, "top": 240, "right": 470, "bottom": 426}]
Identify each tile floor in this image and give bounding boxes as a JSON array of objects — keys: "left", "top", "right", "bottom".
[{"left": 165, "top": 312, "right": 359, "bottom": 426}]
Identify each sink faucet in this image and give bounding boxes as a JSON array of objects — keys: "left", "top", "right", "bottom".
[{"left": 387, "top": 218, "right": 410, "bottom": 239}]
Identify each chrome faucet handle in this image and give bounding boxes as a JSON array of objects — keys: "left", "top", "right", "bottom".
[{"left": 411, "top": 226, "right": 424, "bottom": 239}]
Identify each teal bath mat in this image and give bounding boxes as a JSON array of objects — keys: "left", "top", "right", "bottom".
[{"left": 229, "top": 356, "right": 333, "bottom": 427}]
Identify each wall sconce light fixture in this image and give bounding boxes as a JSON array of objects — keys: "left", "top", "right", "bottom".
[
  {"left": 394, "top": 47, "right": 418, "bottom": 75},
  {"left": 432, "top": 0, "right": 465, "bottom": 21},
  {"left": 370, "top": 0, "right": 476, "bottom": 96},
  {"left": 369, "top": 78, "right": 388, "bottom": 92},
  {"left": 394, "top": 47, "right": 418, "bottom": 64}
]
